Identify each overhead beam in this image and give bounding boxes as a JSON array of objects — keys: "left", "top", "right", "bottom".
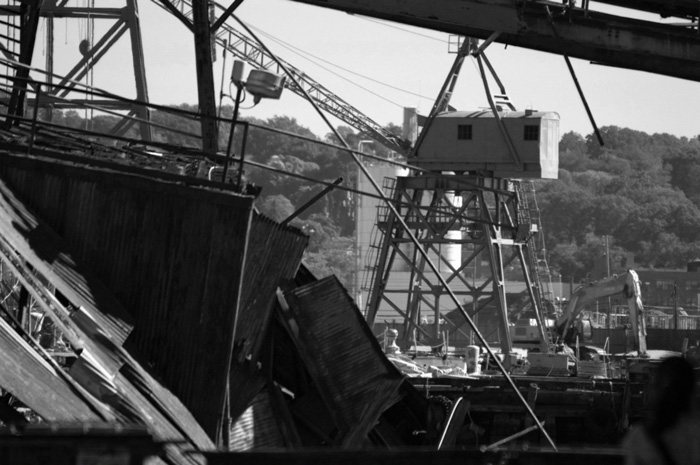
[
  {"left": 593, "top": 0, "right": 700, "bottom": 21},
  {"left": 0, "top": 6, "right": 124, "bottom": 18},
  {"left": 287, "top": 0, "right": 700, "bottom": 82}
]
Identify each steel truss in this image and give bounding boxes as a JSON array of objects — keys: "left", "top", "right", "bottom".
[
  {"left": 365, "top": 174, "right": 550, "bottom": 355},
  {"left": 0, "top": 0, "right": 152, "bottom": 141}
]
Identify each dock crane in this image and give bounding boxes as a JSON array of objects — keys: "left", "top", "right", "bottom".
[{"left": 151, "top": 0, "right": 562, "bottom": 366}]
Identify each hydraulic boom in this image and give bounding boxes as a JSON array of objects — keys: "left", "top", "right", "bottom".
[{"left": 557, "top": 270, "right": 647, "bottom": 356}]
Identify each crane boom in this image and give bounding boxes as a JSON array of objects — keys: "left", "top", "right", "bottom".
[
  {"left": 151, "top": 0, "right": 411, "bottom": 155},
  {"left": 557, "top": 270, "right": 647, "bottom": 356}
]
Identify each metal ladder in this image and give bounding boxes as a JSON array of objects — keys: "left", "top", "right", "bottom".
[
  {"left": 515, "top": 180, "right": 555, "bottom": 342},
  {"left": 360, "top": 176, "right": 397, "bottom": 317}
]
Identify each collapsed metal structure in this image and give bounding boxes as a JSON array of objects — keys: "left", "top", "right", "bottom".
[
  {"left": 0, "top": 117, "right": 427, "bottom": 458},
  {"left": 0, "top": 0, "right": 695, "bottom": 461}
]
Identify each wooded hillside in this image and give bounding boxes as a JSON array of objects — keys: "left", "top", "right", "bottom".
[{"left": 538, "top": 127, "right": 700, "bottom": 282}]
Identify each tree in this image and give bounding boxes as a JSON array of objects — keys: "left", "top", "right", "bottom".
[
  {"left": 559, "top": 131, "right": 590, "bottom": 172},
  {"left": 257, "top": 195, "right": 295, "bottom": 222}
]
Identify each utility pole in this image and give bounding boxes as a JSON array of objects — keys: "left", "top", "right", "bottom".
[
  {"left": 673, "top": 283, "right": 678, "bottom": 332},
  {"left": 606, "top": 235, "right": 611, "bottom": 346}
]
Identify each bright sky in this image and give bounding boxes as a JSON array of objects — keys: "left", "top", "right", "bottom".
[{"left": 44, "top": 0, "right": 700, "bottom": 141}]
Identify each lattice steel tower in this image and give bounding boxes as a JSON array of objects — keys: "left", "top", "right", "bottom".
[
  {"left": 0, "top": 0, "right": 151, "bottom": 140},
  {"left": 362, "top": 40, "right": 557, "bottom": 357}
]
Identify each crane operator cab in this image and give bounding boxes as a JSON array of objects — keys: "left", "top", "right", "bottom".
[{"left": 412, "top": 109, "right": 559, "bottom": 179}]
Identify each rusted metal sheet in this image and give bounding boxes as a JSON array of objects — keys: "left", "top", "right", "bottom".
[
  {"left": 234, "top": 213, "right": 307, "bottom": 365},
  {"left": 281, "top": 276, "right": 404, "bottom": 447},
  {"left": 0, "top": 150, "right": 254, "bottom": 439},
  {"left": 113, "top": 368, "right": 213, "bottom": 465},
  {"left": 227, "top": 213, "right": 308, "bottom": 422},
  {"left": 116, "top": 358, "right": 215, "bottom": 452},
  {"left": 0, "top": 178, "right": 131, "bottom": 379},
  {"left": 0, "top": 165, "right": 216, "bottom": 460},
  {"left": 0, "top": 171, "right": 134, "bottom": 347}
]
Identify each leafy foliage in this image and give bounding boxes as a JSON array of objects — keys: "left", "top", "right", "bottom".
[{"left": 538, "top": 127, "right": 700, "bottom": 280}]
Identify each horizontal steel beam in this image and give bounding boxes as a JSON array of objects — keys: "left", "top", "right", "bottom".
[
  {"left": 287, "top": 0, "right": 700, "bottom": 82},
  {"left": 593, "top": 0, "right": 700, "bottom": 21},
  {"left": 0, "top": 7, "right": 124, "bottom": 19}
]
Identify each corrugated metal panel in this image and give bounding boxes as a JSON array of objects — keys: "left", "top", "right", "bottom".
[
  {"left": 229, "top": 391, "right": 285, "bottom": 451},
  {"left": 113, "top": 368, "right": 213, "bottom": 465},
  {"left": 282, "top": 276, "right": 405, "bottom": 447},
  {"left": 0, "top": 172, "right": 134, "bottom": 347},
  {"left": 0, "top": 167, "right": 215, "bottom": 461},
  {"left": 227, "top": 213, "right": 308, "bottom": 422},
  {"left": 117, "top": 357, "right": 214, "bottom": 451},
  {"left": 0, "top": 178, "right": 131, "bottom": 378},
  {"left": 234, "top": 213, "right": 307, "bottom": 365},
  {"left": 0, "top": 151, "right": 254, "bottom": 439}
]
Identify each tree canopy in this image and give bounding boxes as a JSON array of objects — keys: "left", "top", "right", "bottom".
[{"left": 538, "top": 127, "right": 700, "bottom": 281}]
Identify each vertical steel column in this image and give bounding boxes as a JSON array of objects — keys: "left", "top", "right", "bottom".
[
  {"left": 517, "top": 244, "right": 550, "bottom": 353},
  {"left": 192, "top": 0, "right": 219, "bottom": 155},
  {"left": 5, "top": 1, "right": 41, "bottom": 128},
  {"left": 45, "top": 11, "right": 54, "bottom": 122},
  {"left": 126, "top": 0, "right": 152, "bottom": 141},
  {"left": 481, "top": 195, "right": 513, "bottom": 358}
]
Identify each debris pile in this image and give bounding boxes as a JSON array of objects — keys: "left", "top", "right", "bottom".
[{"left": 0, "top": 144, "right": 432, "bottom": 461}]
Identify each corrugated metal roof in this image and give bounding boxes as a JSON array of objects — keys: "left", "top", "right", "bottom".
[
  {"left": 282, "top": 276, "right": 404, "bottom": 447},
  {"left": 0, "top": 150, "right": 256, "bottom": 438},
  {"left": 227, "top": 212, "right": 308, "bottom": 426},
  {"left": 229, "top": 390, "right": 285, "bottom": 451},
  {"left": 232, "top": 213, "right": 307, "bottom": 367},
  {"left": 0, "top": 167, "right": 134, "bottom": 348},
  {"left": 0, "top": 163, "right": 216, "bottom": 462}
]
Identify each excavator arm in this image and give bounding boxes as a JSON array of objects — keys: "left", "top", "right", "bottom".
[{"left": 557, "top": 270, "right": 647, "bottom": 356}]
